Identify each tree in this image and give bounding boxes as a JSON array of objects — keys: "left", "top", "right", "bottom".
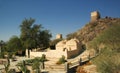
[
  {"left": 0, "top": 40, "right": 4, "bottom": 47},
  {"left": 20, "top": 18, "right": 52, "bottom": 50},
  {"left": 0, "top": 40, "right": 7, "bottom": 58},
  {"left": 20, "top": 18, "right": 37, "bottom": 49},
  {"left": 6, "top": 36, "right": 23, "bottom": 52},
  {"left": 0, "top": 40, "right": 6, "bottom": 52},
  {"left": 38, "top": 30, "right": 52, "bottom": 49},
  {"left": 0, "top": 40, "right": 3, "bottom": 53}
]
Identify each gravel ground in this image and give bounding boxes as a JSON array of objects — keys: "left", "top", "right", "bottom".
[{"left": 0, "top": 56, "right": 32, "bottom": 71}]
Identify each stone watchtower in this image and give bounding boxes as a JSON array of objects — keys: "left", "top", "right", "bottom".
[
  {"left": 56, "top": 34, "right": 62, "bottom": 39},
  {"left": 91, "top": 11, "right": 101, "bottom": 22}
]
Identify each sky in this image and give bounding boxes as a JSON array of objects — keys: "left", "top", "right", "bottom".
[{"left": 0, "top": 0, "right": 120, "bottom": 41}]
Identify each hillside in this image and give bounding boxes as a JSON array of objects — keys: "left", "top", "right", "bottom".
[
  {"left": 67, "top": 17, "right": 120, "bottom": 44},
  {"left": 67, "top": 17, "right": 120, "bottom": 73}
]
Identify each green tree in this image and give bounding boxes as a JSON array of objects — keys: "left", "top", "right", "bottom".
[
  {"left": 0, "top": 40, "right": 4, "bottom": 48},
  {"left": 0, "top": 40, "right": 6, "bottom": 57},
  {"left": 6, "top": 36, "right": 23, "bottom": 53},
  {"left": 0, "top": 40, "right": 6, "bottom": 52},
  {"left": 20, "top": 18, "right": 52, "bottom": 51},
  {"left": 38, "top": 30, "right": 52, "bottom": 49}
]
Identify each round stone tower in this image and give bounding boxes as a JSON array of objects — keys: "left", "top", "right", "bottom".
[{"left": 91, "top": 11, "right": 101, "bottom": 22}]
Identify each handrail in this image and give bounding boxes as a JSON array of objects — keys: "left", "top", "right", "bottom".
[{"left": 69, "top": 54, "right": 97, "bottom": 69}]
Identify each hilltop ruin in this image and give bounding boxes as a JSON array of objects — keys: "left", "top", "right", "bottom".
[{"left": 91, "top": 11, "right": 101, "bottom": 22}]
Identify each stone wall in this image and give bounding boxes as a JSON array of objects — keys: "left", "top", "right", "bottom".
[
  {"left": 27, "top": 50, "right": 67, "bottom": 59},
  {"left": 56, "top": 40, "right": 66, "bottom": 51},
  {"left": 67, "top": 49, "right": 80, "bottom": 59}
]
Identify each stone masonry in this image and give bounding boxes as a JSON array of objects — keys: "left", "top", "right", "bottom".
[{"left": 91, "top": 11, "right": 101, "bottom": 22}]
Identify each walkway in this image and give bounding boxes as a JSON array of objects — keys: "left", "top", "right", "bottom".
[{"left": 67, "top": 49, "right": 96, "bottom": 69}]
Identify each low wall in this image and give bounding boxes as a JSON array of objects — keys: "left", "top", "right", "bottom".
[
  {"left": 67, "top": 49, "right": 80, "bottom": 59},
  {"left": 29, "top": 50, "right": 67, "bottom": 59}
]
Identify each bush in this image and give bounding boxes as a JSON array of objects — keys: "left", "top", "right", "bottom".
[{"left": 56, "top": 55, "right": 66, "bottom": 65}]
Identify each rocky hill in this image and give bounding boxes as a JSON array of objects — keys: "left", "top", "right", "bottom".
[
  {"left": 68, "top": 16, "right": 120, "bottom": 73},
  {"left": 67, "top": 17, "right": 120, "bottom": 45}
]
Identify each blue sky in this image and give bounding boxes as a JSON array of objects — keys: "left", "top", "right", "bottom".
[{"left": 0, "top": 0, "right": 120, "bottom": 41}]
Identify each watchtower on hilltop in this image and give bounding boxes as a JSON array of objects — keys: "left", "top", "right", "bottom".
[
  {"left": 91, "top": 11, "right": 101, "bottom": 22},
  {"left": 56, "top": 34, "right": 62, "bottom": 39}
]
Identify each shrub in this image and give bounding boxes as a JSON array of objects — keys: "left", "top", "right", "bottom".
[{"left": 56, "top": 55, "right": 66, "bottom": 65}]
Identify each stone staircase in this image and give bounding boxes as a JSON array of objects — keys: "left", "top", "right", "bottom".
[{"left": 45, "top": 64, "right": 65, "bottom": 70}]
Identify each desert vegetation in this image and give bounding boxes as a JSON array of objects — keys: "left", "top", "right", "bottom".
[
  {"left": 88, "top": 22, "right": 120, "bottom": 73},
  {"left": 73, "top": 18, "right": 120, "bottom": 73}
]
